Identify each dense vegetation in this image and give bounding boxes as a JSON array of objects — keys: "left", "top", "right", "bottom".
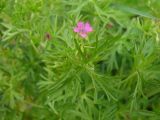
[{"left": 0, "top": 0, "right": 160, "bottom": 120}]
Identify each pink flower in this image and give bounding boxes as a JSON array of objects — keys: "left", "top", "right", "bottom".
[{"left": 74, "top": 21, "right": 93, "bottom": 38}]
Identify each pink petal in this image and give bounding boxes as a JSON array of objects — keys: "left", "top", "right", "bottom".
[
  {"left": 85, "top": 22, "right": 93, "bottom": 32},
  {"left": 79, "top": 33, "right": 87, "bottom": 38},
  {"left": 77, "top": 21, "right": 84, "bottom": 28},
  {"left": 74, "top": 27, "right": 80, "bottom": 33}
]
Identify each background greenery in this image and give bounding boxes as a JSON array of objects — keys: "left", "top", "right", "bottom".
[{"left": 0, "top": 0, "right": 160, "bottom": 120}]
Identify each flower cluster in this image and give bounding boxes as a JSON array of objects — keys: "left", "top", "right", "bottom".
[{"left": 74, "top": 21, "right": 93, "bottom": 38}]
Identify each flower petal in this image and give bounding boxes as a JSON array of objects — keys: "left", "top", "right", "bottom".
[
  {"left": 77, "top": 21, "right": 84, "bottom": 28},
  {"left": 79, "top": 33, "right": 87, "bottom": 38},
  {"left": 85, "top": 22, "right": 93, "bottom": 32},
  {"left": 74, "top": 27, "right": 80, "bottom": 33}
]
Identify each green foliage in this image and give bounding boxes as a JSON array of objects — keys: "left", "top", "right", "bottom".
[{"left": 0, "top": 0, "right": 160, "bottom": 120}]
